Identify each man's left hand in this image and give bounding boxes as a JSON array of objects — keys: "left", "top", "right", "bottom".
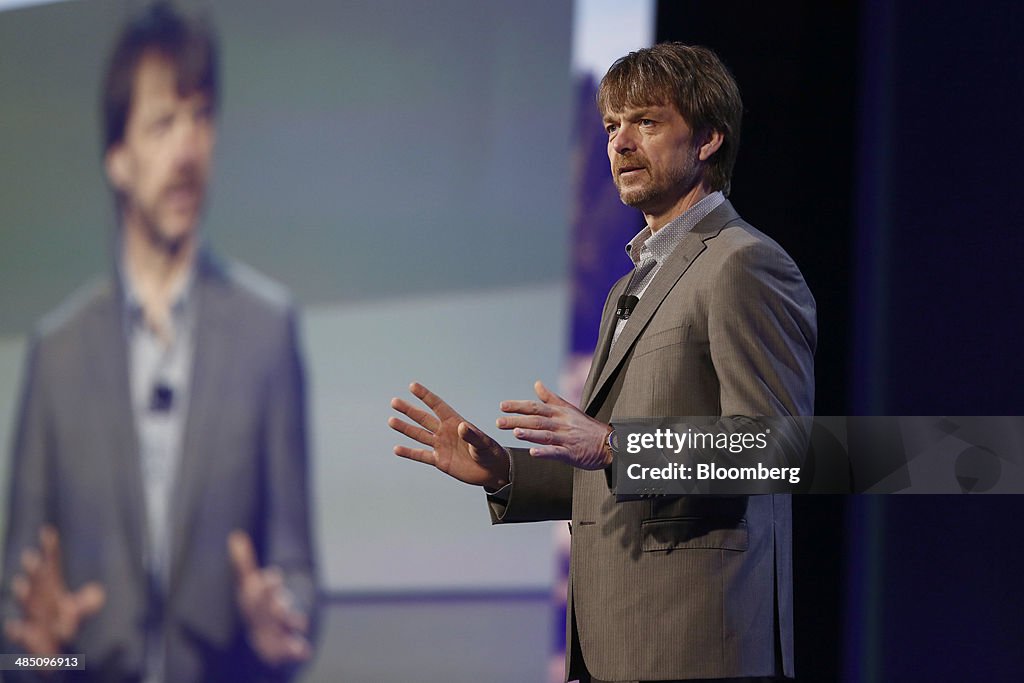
[
  {"left": 228, "top": 531, "right": 312, "bottom": 667},
  {"left": 497, "top": 381, "right": 611, "bottom": 470}
]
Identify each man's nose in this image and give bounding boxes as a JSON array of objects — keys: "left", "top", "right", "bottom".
[
  {"left": 172, "top": 117, "right": 209, "bottom": 167},
  {"left": 610, "top": 125, "right": 637, "bottom": 155}
]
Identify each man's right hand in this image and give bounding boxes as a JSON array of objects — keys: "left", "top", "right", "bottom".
[
  {"left": 3, "top": 525, "right": 105, "bottom": 656},
  {"left": 389, "top": 382, "right": 511, "bottom": 490}
]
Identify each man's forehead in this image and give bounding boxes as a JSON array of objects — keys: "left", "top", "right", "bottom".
[
  {"left": 134, "top": 52, "right": 176, "bottom": 84},
  {"left": 136, "top": 50, "right": 210, "bottom": 94}
]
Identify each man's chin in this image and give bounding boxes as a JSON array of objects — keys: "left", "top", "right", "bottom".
[
  {"left": 617, "top": 187, "right": 657, "bottom": 210},
  {"left": 148, "top": 219, "right": 198, "bottom": 253}
]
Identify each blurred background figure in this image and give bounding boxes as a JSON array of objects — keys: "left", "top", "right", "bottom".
[{"left": 0, "top": 3, "right": 317, "bottom": 681}]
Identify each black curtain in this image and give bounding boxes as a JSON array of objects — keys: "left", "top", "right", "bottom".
[{"left": 656, "top": 1, "right": 1023, "bottom": 680}]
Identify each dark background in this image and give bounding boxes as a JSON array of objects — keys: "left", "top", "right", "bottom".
[{"left": 657, "top": 1, "right": 1023, "bottom": 680}]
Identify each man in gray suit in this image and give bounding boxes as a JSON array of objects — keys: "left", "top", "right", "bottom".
[
  {"left": 1, "top": 4, "right": 316, "bottom": 681},
  {"left": 390, "top": 44, "right": 815, "bottom": 682}
]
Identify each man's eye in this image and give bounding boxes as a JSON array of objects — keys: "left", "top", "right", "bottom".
[
  {"left": 639, "top": 119, "right": 654, "bottom": 127},
  {"left": 606, "top": 124, "right": 619, "bottom": 135}
]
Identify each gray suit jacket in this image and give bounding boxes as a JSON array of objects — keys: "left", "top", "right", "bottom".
[
  {"left": 489, "top": 201, "right": 815, "bottom": 681},
  {"left": 1, "top": 251, "right": 317, "bottom": 683}
]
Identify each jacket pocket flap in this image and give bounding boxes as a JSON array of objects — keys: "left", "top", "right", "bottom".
[{"left": 640, "top": 517, "right": 748, "bottom": 552}]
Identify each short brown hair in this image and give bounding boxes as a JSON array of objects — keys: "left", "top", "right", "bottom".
[
  {"left": 101, "top": 1, "right": 218, "bottom": 153},
  {"left": 598, "top": 43, "right": 742, "bottom": 195}
]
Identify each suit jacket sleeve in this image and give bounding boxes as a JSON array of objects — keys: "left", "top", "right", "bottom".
[
  {"left": 1, "top": 336, "right": 58, "bottom": 680},
  {"left": 262, "top": 309, "right": 319, "bottom": 640},
  {"left": 1, "top": 334, "right": 54, "bottom": 607},
  {"left": 709, "top": 239, "right": 816, "bottom": 418},
  {"left": 486, "top": 448, "right": 573, "bottom": 523}
]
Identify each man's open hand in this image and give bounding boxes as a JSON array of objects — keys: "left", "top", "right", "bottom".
[
  {"left": 3, "top": 525, "right": 106, "bottom": 655},
  {"left": 228, "top": 531, "right": 311, "bottom": 667},
  {"left": 497, "top": 381, "right": 612, "bottom": 470},
  {"left": 389, "top": 382, "right": 511, "bottom": 489}
]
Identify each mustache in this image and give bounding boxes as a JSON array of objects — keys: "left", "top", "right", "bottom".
[
  {"left": 614, "top": 157, "right": 649, "bottom": 174},
  {"left": 161, "top": 171, "right": 204, "bottom": 198}
]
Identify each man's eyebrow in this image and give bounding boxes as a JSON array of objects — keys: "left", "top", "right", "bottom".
[{"left": 605, "top": 105, "right": 667, "bottom": 121}]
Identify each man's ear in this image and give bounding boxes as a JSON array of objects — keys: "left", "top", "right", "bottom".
[
  {"left": 697, "top": 130, "right": 724, "bottom": 162},
  {"left": 105, "top": 144, "right": 130, "bottom": 191}
]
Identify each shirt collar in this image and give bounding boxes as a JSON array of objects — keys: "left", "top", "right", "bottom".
[{"left": 624, "top": 191, "right": 725, "bottom": 266}]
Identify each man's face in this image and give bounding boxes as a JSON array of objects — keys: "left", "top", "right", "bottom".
[
  {"left": 106, "top": 52, "right": 215, "bottom": 249},
  {"left": 604, "top": 103, "right": 703, "bottom": 216}
]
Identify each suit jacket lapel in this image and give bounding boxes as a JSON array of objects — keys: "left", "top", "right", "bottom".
[
  {"left": 170, "top": 252, "right": 230, "bottom": 591},
  {"left": 582, "top": 200, "right": 740, "bottom": 415},
  {"left": 87, "top": 280, "right": 147, "bottom": 579}
]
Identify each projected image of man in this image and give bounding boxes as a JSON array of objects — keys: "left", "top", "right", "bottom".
[{"left": 1, "top": 4, "right": 317, "bottom": 681}]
